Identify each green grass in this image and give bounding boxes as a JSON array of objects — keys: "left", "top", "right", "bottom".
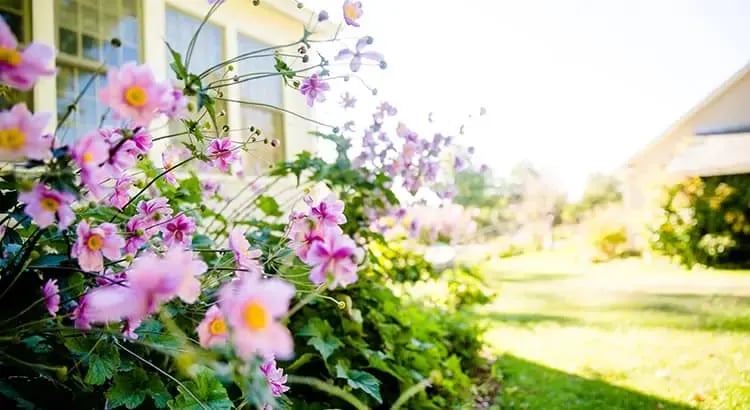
[{"left": 474, "top": 251, "right": 750, "bottom": 410}]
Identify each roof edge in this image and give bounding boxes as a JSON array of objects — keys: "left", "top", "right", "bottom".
[{"left": 625, "top": 59, "right": 750, "bottom": 168}]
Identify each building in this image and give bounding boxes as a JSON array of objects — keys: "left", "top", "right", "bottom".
[
  {"left": 4, "top": 0, "right": 328, "bottom": 172},
  {"left": 622, "top": 61, "right": 750, "bottom": 247}
]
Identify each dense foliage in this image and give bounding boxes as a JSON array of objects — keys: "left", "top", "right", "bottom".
[
  {"left": 651, "top": 174, "right": 750, "bottom": 268},
  {"left": 0, "top": 2, "right": 490, "bottom": 409}
]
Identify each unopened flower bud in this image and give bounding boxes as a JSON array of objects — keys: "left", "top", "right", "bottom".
[
  {"left": 302, "top": 55, "right": 309, "bottom": 63},
  {"left": 110, "top": 38, "right": 122, "bottom": 47},
  {"left": 270, "top": 138, "right": 280, "bottom": 147},
  {"left": 252, "top": 0, "right": 260, "bottom": 5},
  {"left": 263, "top": 138, "right": 269, "bottom": 144},
  {"left": 337, "top": 300, "right": 346, "bottom": 310},
  {"left": 379, "top": 60, "right": 387, "bottom": 69},
  {"left": 371, "top": 88, "right": 378, "bottom": 96},
  {"left": 298, "top": 46, "right": 307, "bottom": 55},
  {"left": 297, "top": 2, "right": 304, "bottom": 9},
  {"left": 227, "top": 64, "right": 234, "bottom": 71},
  {"left": 332, "top": 127, "right": 340, "bottom": 134},
  {"left": 318, "top": 10, "right": 329, "bottom": 21},
  {"left": 219, "top": 110, "right": 226, "bottom": 117},
  {"left": 222, "top": 124, "right": 230, "bottom": 132},
  {"left": 187, "top": 102, "right": 195, "bottom": 112}
]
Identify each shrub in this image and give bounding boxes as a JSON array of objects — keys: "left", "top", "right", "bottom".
[
  {"left": 650, "top": 175, "right": 750, "bottom": 268},
  {"left": 585, "top": 205, "right": 630, "bottom": 262}
]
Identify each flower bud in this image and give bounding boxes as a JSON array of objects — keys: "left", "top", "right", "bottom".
[
  {"left": 337, "top": 300, "right": 346, "bottom": 310},
  {"left": 297, "top": 2, "right": 304, "bottom": 9},
  {"left": 252, "top": 0, "right": 260, "bottom": 5},
  {"left": 379, "top": 60, "right": 387, "bottom": 69},
  {"left": 302, "top": 55, "right": 309, "bottom": 63},
  {"left": 270, "top": 138, "right": 280, "bottom": 148},
  {"left": 318, "top": 10, "right": 329, "bottom": 21},
  {"left": 110, "top": 38, "right": 122, "bottom": 48},
  {"left": 371, "top": 88, "right": 378, "bottom": 96}
]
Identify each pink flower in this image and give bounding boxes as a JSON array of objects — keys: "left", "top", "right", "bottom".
[
  {"left": 218, "top": 275, "right": 295, "bottom": 360},
  {"left": 124, "top": 217, "right": 148, "bottom": 255},
  {"left": 206, "top": 137, "right": 239, "bottom": 172},
  {"left": 135, "top": 197, "right": 173, "bottom": 235},
  {"left": 306, "top": 229, "right": 359, "bottom": 289},
  {"left": 342, "top": 0, "right": 363, "bottom": 27},
  {"left": 160, "top": 87, "right": 189, "bottom": 120},
  {"left": 196, "top": 305, "right": 228, "bottom": 348},
  {"left": 18, "top": 183, "right": 75, "bottom": 230},
  {"left": 288, "top": 217, "right": 327, "bottom": 261},
  {"left": 108, "top": 175, "right": 133, "bottom": 209},
  {"left": 0, "top": 18, "right": 54, "bottom": 90},
  {"left": 161, "top": 213, "right": 196, "bottom": 248},
  {"left": 299, "top": 73, "right": 330, "bottom": 107},
  {"left": 98, "top": 62, "right": 169, "bottom": 126},
  {"left": 73, "top": 284, "right": 144, "bottom": 329},
  {"left": 161, "top": 144, "right": 187, "bottom": 185},
  {"left": 128, "top": 248, "right": 207, "bottom": 312},
  {"left": 71, "top": 221, "right": 124, "bottom": 272},
  {"left": 229, "top": 228, "right": 263, "bottom": 276},
  {"left": 260, "top": 357, "right": 290, "bottom": 397},
  {"left": 122, "top": 318, "right": 142, "bottom": 340},
  {"left": 41, "top": 279, "right": 60, "bottom": 317},
  {"left": 311, "top": 193, "right": 347, "bottom": 228},
  {"left": 106, "top": 127, "right": 152, "bottom": 172},
  {"left": 71, "top": 130, "right": 113, "bottom": 198},
  {"left": 0, "top": 103, "right": 52, "bottom": 161}
]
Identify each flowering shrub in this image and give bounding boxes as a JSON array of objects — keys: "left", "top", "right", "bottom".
[
  {"left": 650, "top": 174, "right": 750, "bottom": 268},
  {"left": 0, "top": 2, "right": 489, "bottom": 409}
]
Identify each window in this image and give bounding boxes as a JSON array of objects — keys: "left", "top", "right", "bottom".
[
  {"left": 54, "top": 0, "right": 141, "bottom": 143},
  {"left": 165, "top": 7, "right": 227, "bottom": 137},
  {"left": 237, "top": 34, "right": 285, "bottom": 168}
]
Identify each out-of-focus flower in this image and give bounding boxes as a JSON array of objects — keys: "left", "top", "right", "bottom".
[
  {"left": 73, "top": 284, "right": 143, "bottom": 329},
  {"left": 71, "top": 130, "right": 112, "bottom": 199},
  {"left": 260, "top": 357, "right": 290, "bottom": 397},
  {"left": 318, "top": 10, "right": 330, "bottom": 22},
  {"left": 99, "top": 62, "right": 168, "bottom": 126},
  {"left": 18, "top": 183, "right": 75, "bottom": 229},
  {"left": 201, "top": 180, "right": 220, "bottom": 199},
  {"left": 0, "top": 18, "right": 54, "bottom": 90},
  {"left": 135, "top": 197, "right": 173, "bottom": 235},
  {"left": 108, "top": 175, "right": 133, "bottom": 210},
  {"left": 340, "top": 92, "right": 357, "bottom": 109},
  {"left": 196, "top": 305, "right": 228, "bottom": 348},
  {"left": 161, "top": 213, "right": 196, "bottom": 248},
  {"left": 306, "top": 228, "right": 360, "bottom": 289},
  {"left": 300, "top": 73, "right": 330, "bottom": 107},
  {"left": 343, "top": 121, "right": 355, "bottom": 132},
  {"left": 342, "top": 0, "right": 363, "bottom": 26},
  {"left": 162, "top": 144, "right": 188, "bottom": 185},
  {"left": 161, "top": 87, "right": 189, "bottom": 120},
  {"left": 206, "top": 137, "right": 240, "bottom": 172},
  {"left": 229, "top": 228, "right": 263, "bottom": 276},
  {"left": 218, "top": 275, "right": 295, "bottom": 360},
  {"left": 124, "top": 217, "right": 148, "bottom": 255},
  {"left": 0, "top": 103, "right": 52, "bottom": 161},
  {"left": 41, "top": 279, "right": 60, "bottom": 317},
  {"left": 335, "top": 36, "right": 383, "bottom": 72},
  {"left": 288, "top": 217, "right": 327, "bottom": 261},
  {"left": 122, "top": 318, "right": 141, "bottom": 340},
  {"left": 71, "top": 221, "right": 124, "bottom": 272}
]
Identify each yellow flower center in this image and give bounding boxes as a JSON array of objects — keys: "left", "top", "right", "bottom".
[
  {"left": 243, "top": 301, "right": 268, "bottom": 331},
  {"left": 40, "top": 197, "right": 59, "bottom": 212},
  {"left": 209, "top": 318, "right": 226, "bottom": 335},
  {"left": 0, "top": 47, "right": 22, "bottom": 66},
  {"left": 82, "top": 151, "right": 94, "bottom": 163},
  {"left": 124, "top": 85, "right": 148, "bottom": 107},
  {"left": 0, "top": 128, "right": 25, "bottom": 150},
  {"left": 344, "top": 4, "right": 359, "bottom": 21},
  {"left": 86, "top": 234, "right": 104, "bottom": 251}
]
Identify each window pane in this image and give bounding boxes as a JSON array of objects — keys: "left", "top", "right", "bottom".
[
  {"left": 81, "top": 5, "right": 99, "bottom": 33},
  {"left": 0, "top": 0, "right": 22, "bottom": 10},
  {"left": 82, "top": 34, "right": 101, "bottom": 61},
  {"left": 236, "top": 35, "right": 282, "bottom": 106},
  {"left": 56, "top": 0, "right": 78, "bottom": 29},
  {"left": 165, "top": 8, "right": 222, "bottom": 74}
]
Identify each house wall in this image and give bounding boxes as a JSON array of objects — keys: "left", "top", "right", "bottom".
[{"left": 624, "top": 66, "right": 750, "bottom": 247}]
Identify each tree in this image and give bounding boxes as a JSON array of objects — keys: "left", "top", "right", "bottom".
[{"left": 580, "top": 173, "right": 622, "bottom": 211}]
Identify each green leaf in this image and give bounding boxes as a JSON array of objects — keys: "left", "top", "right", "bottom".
[
  {"left": 298, "top": 317, "right": 343, "bottom": 361},
  {"left": 345, "top": 370, "right": 382, "bottom": 404},
  {"left": 107, "top": 370, "right": 147, "bottom": 409},
  {"left": 255, "top": 195, "right": 283, "bottom": 217},
  {"left": 147, "top": 374, "right": 172, "bottom": 408},
  {"left": 22, "top": 335, "right": 52, "bottom": 353},
  {"left": 168, "top": 367, "right": 232, "bottom": 410},
  {"left": 85, "top": 342, "right": 120, "bottom": 385},
  {"left": 191, "top": 234, "right": 213, "bottom": 249},
  {"left": 166, "top": 42, "right": 187, "bottom": 79},
  {"left": 30, "top": 254, "right": 68, "bottom": 268},
  {"left": 0, "top": 382, "right": 34, "bottom": 410}
]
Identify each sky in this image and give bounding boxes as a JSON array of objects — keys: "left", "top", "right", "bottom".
[{"left": 308, "top": 0, "right": 750, "bottom": 198}]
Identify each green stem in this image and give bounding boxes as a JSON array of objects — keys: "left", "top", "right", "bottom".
[{"left": 286, "top": 375, "right": 369, "bottom": 410}]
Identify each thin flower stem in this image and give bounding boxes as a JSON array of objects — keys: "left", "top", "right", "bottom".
[
  {"left": 215, "top": 97, "right": 337, "bottom": 129},
  {"left": 390, "top": 376, "right": 433, "bottom": 410},
  {"left": 199, "top": 40, "right": 303, "bottom": 79},
  {"left": 286, "top": 375, "right": 369, "bottom": 410},
  {"left": 184, "top": 1, "right": 222, "bottom": 72},
  {"left": 282, "top": 282, "right": 327, "bottom": 322},
  {"left": 114, "top": 339, "right": 209, "bottom": 410}
]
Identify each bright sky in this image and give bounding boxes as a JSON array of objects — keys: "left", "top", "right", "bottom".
[{"left": 309, "top": 0, "right": 750, "bottom": 198}]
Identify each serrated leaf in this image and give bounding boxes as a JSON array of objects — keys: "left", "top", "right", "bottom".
[
  {"left": 85, "top": 343, "right": 120, "bottom": 385},
  {"left": 298, "top": 318, "right": 342, "bottom": 361},
  {"left": 167, "top": 367, "right": 231, "bottom": 410},
  {"left": 22, "top": 335, "right": 52, "bottom": 353},
  {"left": 147, "top": 375, "right": 172, "bottom": 408},
  {"left": 107, "top": 370, "right": 147, "bottom": 409},
  {"left": 345, "top": 370, "right": 382, "bottom": 403},
  {"left": 255, "top": 195, "right": 283, "bottom": 217}
]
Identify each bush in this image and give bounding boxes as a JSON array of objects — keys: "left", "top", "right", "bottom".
[
  {"left": 586, "top": 206, "right": 630, "bottom": 262},
  {"left": 650, "top": 175, "right": 750, "bottom": 268}
]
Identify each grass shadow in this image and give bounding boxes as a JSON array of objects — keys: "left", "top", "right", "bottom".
[
  {"left": 495, "top": 354, "right": 696, "bottom": 410},
  {"left": 490, "top": 272, "right": 577, "bottom": 283},
  {"left": 479, "top": 312, "right": 583, "bottom": 327}
]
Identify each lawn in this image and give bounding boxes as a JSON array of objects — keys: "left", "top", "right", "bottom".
[{"left": 474, "top": 250, "right": 750, "bottom": 410}]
